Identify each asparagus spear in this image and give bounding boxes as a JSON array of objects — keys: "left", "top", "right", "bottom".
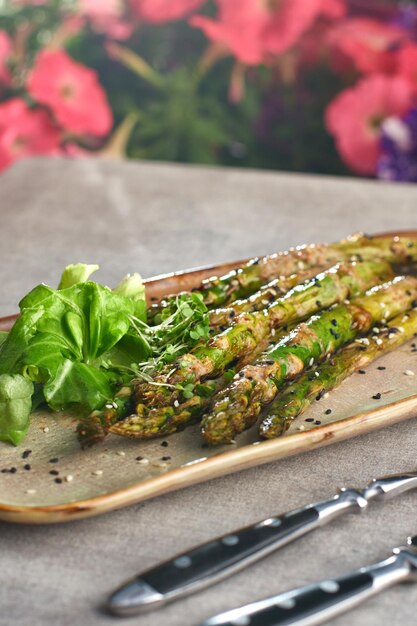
[
  {"left": 135, "top": 260, "right": 392, "bottom": 412},
  {"left": 208, "top": 267, "right": 332, "bottom": 331},
  {"left": 259, "top": 308, "right": 417, "bottom": 439},
  {"left": 201, "top": 275, "right": 417, "bottom": 444},
  {"left": 147, "top": 234, "right": 417, "bottom": 323},
  {"left": 111, "top": 264, "right": 396, "bottom": 438}
]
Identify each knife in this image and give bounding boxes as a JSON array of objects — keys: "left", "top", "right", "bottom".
[
  {"left": 107, "top": 471, "right": 417, "bottom": 616},
  {"left": 200, "top": 535, "right": 417, "bottom": 626}
]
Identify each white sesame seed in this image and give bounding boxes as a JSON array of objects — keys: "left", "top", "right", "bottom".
[
  {"left": 372, "top": 327, "right": 380, "bottom": 334},
  {"left": 138, "top": 458, "right": 149, "bottom": 465},
  {"left": 344, "top": 299, "right": 350, "bottom": 305},
  {"left": 43, "top": 426, "right": 50, "bottom": 433},
  {"left": 105, "top": 403, "right": 113, "bottom": 409},
  {"left": 298, "top": 425, "right": 305, "bottom": 431},
  {"left": 174, "top": 400, "right": 179, "bottom": 408},
  {"left": 381, "top": 318, "right": 387, "bottom": 324},
  {"left": 309, "top": 358, "right": 314, "bottom": 367},
  {"left": 298, "top": 261, "right": 305, "bottom": 270},
  {"left": 398, "top": 327, "right": 405, "bottom": 333},
  {"left": 315, "top": 371, "right": 320, "bottom": 377},
  {"left": 402, "top": 315, "right": 409, "bottom": 322},
  {"left": 65, "top": 475, "right": 74, "bottom": 483},
  {"left": 380, "top": 302, "right": 386, "bottom": 308},
  {"left": 117, "top": 451, "right": 126, "bottom": 457},
  {"left": 405, "top": 370, "right": 415, "bottom": 376},
  {"left": 92, "top": 470, "right": 103, "bottom": 476},
  {"left": 26, "top": 489, "right": 37, "bottom": 495},
  {"left": 271, "top": 328, "right": 276, "bottom": 337},
  {"left": 376, "top": 338, "right": 383, "bottom": 345},
  {"left": 323, "top": 392, "right": 329, "bottom": 399}
]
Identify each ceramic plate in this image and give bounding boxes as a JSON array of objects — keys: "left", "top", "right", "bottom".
[{"left": 1, "top": 230, "right": 417, "bottom": 524}]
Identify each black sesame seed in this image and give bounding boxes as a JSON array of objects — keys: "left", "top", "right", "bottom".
[
  {"left": 135, "top": 456, "right": 144, "bottom": 461},
  {"left": 161, "top": 456, "right": 171, "bottom": 461},
  {"left": 239, "top": 371, "right": 245, "bottom": 378},
  {"left": 325, "top": 409, "right": 332, "bottom": 415},
  {"left": 49, "top": 470, "right": 59, "bottom": 476},
  {"left": 264, "top": 360, "right": 275, "bottom": 365},
  {"left": 23, "top": 464, "right": 31, "bottom": 471},
  {"left": 150, "top": 296, "right": 158, "bottom": 302},
  {"left": 372, "top": 393, "right": 381, "bottom": 400},
  {"left": 160, "top": 441, "right": 169, "bottom": 447},
  {"left": 305, "top": 417, "right": 314, "bottom": 422},
  {"left": 316, "top": 300, "right": 322, "bottom": 307},
  {"left": 49, "top": 458, "right": 59, "bottom": 464},
  {"left": 22, "top": 449, "right": 32, "bottom": 459},
  {"left": 377, "top": 366, "right": 386, "bottom": 371},
  {"left": 54, "top": 477, "right": 63, "bottom": 484},
  {"left": 308, "top": 373, "right": 316, "bottom": 381},
  {"left": 316, "top": 390, "right": 324, "bottom": 401},
  {"left": 331, "top": 319, "right": 337, "bottom": 327},
  {"left": 10, "top": 467, "right": 17, "bottom": 474},
  {"left": 406, "top": 290, "right": 412, "bottom": 296},
  {"left": 1, "top": 468, "right": 9, "bottom": 473},
  {"left": 315, "top": 420, "right": 322, "bottom": 425},
  {"left": 230, "top": 311, "right": 236, "bottom": 318},
  {"left": 358, "top": 369, "right": 366, "bottom": 374}
]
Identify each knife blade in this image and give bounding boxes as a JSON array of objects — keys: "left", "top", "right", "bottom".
[
  {"left": 200, "top": 535, "right": 417, "bottom": 626},
  {"left": 107, "top": 471, "right": 417, "bottom": 616}
]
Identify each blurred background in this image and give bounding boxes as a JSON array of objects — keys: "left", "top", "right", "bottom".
[{"left": 1, "top": 0, "right": 417, "bottom": 181}]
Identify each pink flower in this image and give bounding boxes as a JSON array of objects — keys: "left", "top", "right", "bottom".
[
  {"left": 79, "top": 0, "right": 133, "bottom": 40},
  {"left": 327, "top": 18, "right": 407, "bottom": 75},
  {"left": 191, "top": 0, "right": 346, "bottom": 66},
  {"left": 130, "top": 0, "right": 205, "bottom": 24},
  {"left": 27, "top": 49, "right": 113, "bottom": 137},
  {"left": 325, "top": 75, "right": 415, "bottom": 175},
  {"left": 396, "top": 43, "right": 417, "bottom": 90},
  {"left": 0, "top": 98, "right": 61, "bottom": 171},
  {"left": 0, "top": 31, "right": 12, "bottom": 85}
]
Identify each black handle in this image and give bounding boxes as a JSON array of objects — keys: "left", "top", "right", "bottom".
[
  {"left": 202, "top": 572, "right": 374, "bottom": 626},
  {"left": 141, "top": 507, "right": 319, "bottom": 596}
]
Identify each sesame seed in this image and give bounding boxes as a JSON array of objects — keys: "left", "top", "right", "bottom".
[
  {"left": 402, "top": 315, "right": 409, "bottom": 323},
  {"left": 161, "top": 441, "right": 169, "bottom": 447},
  {"left": 43, "top": 427, "right": 50, "bottom": 433},
  {"left": 116, "top": 451, "right": 126, "bottom": 457},
  {"left": 174, "top": 400, "right": 180, "bottom": 408},
  {"left": 298, "top": 425, "right": 305, "bottom": 431},
  {"left": 404, "top": 370, "right": 415, "bottom": 376},
  {"left": 358, "top": 369, "right": 366, "bottom": 375},
  {"left": 305, "top": 417, "right": 314, "bottom": 422},
  {"left": 22, "top": 450, "right": 32, "bottom": 459},
  {"left": 92, "top": 470, "right": 103, "bottom": 476},
  {"left": 23, "top": 464, "right": 31, "bottom": 471},
  {"left": 398, "top": 327, "right": 405, "bottom": 333},
  {"left": 372, "top": 327, "right": 380, "bottom": 334},
  {"left": 309, "top": 358, "right": 314, "bottom": 367},
  {"left": 376, "top": 338, "right": 383, "bottom": 345},
  {"left": 271, "top": 329, "right": 276, "bottom": 337},
  {"left": 325, "top": 409, "right": 332, "bottom": 415},
  {"left": 315, "top": 420, "right": 322, "bottom": 425},
  {"left": 161, "top": 456, "right": 171, "bottom": 461},
  {"left": 377, "top": 366, "right": 386, "bottom": 371},
  {"left": 49, "top": 470, "right": 59, "bottom": 476},
  {"left": 25, "top": 489, "right": 37, "bottom": 495},
  {"left": 138, "top": 458, "right": 149, "bottom": 466},
  {"left": 105, "top": 403, "right": 113, "bottom": 409},
  {"left": 54, "top": 478, "right": 63, "bottom": 484},
  {"left": 323, "top": 392, "right": 329, "bottom": 399},
  {"left": 65, "top": 475, "right": 74, "bottom": 483},
  {"left": 49, "top": 458, "right": 59, "bottom": 464},
  {"left": 372, "top": 393, "right": 381, "bottom": 400}
]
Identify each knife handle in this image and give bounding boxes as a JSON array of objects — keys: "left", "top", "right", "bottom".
[
  {"left": 201, "top": 551, "right": 413, "bottom": 626},
  {"left": 108, "top": 489, "right": 366, "bottom": 615}
]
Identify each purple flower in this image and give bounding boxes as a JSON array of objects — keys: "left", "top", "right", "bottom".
[{"left": 377, "top": 107, "right": 417, "bottom": 182}]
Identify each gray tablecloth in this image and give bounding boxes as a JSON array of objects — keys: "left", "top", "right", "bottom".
[{"left": 1, "top": 157, "right": 416, "bottom": 626}]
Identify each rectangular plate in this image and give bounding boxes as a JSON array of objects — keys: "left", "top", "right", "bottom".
[{"left": 1, "top": 230, "right": 417, "bottom": 524}]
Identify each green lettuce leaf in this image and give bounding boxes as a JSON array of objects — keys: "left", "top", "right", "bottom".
[{"left": 0, "top": 374, "right": 34, "bottom": 446}]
